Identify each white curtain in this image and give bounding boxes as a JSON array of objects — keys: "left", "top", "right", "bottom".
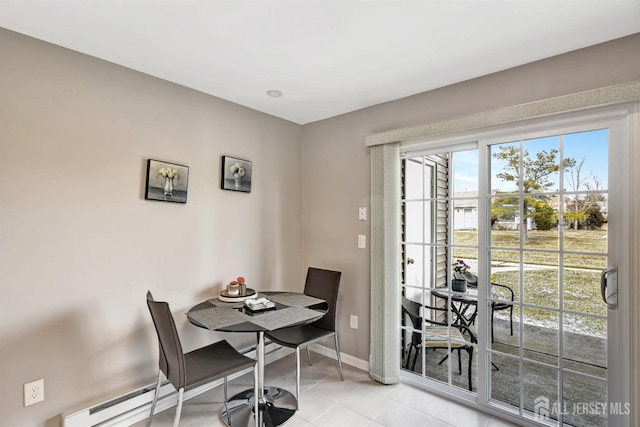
[{"left": 369, "top": 142, "right": 401, "bottom": 384}]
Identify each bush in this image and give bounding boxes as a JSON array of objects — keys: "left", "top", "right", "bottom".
[
  {"left": 584, "top": 211, "right": 605, "bottom": 229},
  {"left": 531, "top": 202, "right": 558, "bottom": 230}
]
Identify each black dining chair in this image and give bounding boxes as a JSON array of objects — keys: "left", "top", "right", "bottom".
[
  {"left": 146, "top": 291, "right": 257, "bottom": 427},
  {"left": 265, "top": 267, "right": 343, "bottom": 408},
  {"left": 401, "top": 296, "right": 476, "bottom": 391}
]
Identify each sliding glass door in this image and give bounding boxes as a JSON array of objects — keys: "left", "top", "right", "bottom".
[{"left": 400, "top": 115, "right": 628, "bottom": 426}]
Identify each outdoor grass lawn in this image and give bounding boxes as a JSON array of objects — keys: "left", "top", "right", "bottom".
[
  {"left": 454, "top": 229, "right": 607, "bottom": 269},
  {"left": 453, "top": 228, "right": 607, "bottom": 336},
  {"left": 492, "top": 269, "right": 606, "bottom": 337}
]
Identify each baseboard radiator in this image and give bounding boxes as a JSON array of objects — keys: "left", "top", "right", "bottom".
[{"left": 61, "top": 342, "right": 289, "bottom": 427}]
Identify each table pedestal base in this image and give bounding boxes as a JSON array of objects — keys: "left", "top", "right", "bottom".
[{"left": 220, "top": 386, "right": 297, "bottom": 427}]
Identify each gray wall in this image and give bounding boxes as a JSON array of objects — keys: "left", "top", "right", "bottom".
[
  {"left": 0, "top": 28, "right": 304, "bottom": 427},
  {"left": 301, "top": 32, "right": 640, "bottom": 364},
  {"left": 1, "top": 25, "right": 639, "bottom": 427}
]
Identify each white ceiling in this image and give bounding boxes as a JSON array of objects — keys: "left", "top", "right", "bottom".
[{"left": 1, "top": 1, "right": 639, "bottom": 124}]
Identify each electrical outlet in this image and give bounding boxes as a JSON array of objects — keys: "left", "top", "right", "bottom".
[
  {"left": 24, "top": 379, "right": 44, "bottom": 406},
  {"left": 350, "top": 314, "right": 358, "bottom": 329},
  {"left": 357, "top": 234, "right": 366, "bottom": 249}
]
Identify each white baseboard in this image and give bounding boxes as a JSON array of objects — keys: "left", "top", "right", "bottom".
[
  {"left": 308, "top": 342, "right": 370, "bottom": 372},
  {"left": 61, "top": 343, "right": 293, "bottom": 427},
  {"left": 61, "top": 341, "right": 367, "bottom": 427}
]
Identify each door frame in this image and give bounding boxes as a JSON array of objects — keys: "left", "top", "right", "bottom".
[{"left": 369, "top": 93, "right": 640, "bottom": 426}]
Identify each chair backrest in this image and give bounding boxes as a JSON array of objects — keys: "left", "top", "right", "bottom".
[
  {"left": 401, "top": 296, "right": 423, "bottom": 347},
  {"left": 491, "top": 282, "right": 515, "bottom": 301},
  {"left": 464, "top": 272, "right": 479, "bottom": 287},
  {"left": 146, "top": 291, "right": 186, "bottom": 390},
  {"left": 304, "top": 267, "right": 341, "bottom": 332}
]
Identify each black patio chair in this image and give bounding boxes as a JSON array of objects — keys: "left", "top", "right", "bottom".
[
  {"left": 464, "top": 274, "right": 514, "bottom": 342},
  {"left": 401, "top": 296, "right": 476, "bottom": 391},
  {"left": 490, "top": 282, "right": 514, "bottom": 342}
]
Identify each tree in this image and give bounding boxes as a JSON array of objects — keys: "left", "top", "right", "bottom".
[
  {"left": 493, "top": 145, "right": 574, "bottom": 239},
  {"left": 530, "top": 200, "right": 558, "bottom": 230},
  {"left": 564, "top": 158, "right": 606, "bottom": 230},
  {"left": 563, "top": 211, "right": 588, "bottom": 229},
  {"left": 491, "top": 194, "right": 518, "bottom": 227}
]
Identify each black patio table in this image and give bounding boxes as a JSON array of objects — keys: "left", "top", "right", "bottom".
[
  {"left": 186, "top": 291, "right": 328, "bottom": 427},
  {"left": 431, "top": 286, "right": 479, "bottom": 328}
]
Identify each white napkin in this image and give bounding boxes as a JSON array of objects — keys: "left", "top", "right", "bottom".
[{"left": 245, "top": 297, "right": 275, "bottom": 309}]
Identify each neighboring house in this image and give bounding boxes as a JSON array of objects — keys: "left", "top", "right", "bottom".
[{"left": 453, "top": 191, "right": 478, "bottom": 230}]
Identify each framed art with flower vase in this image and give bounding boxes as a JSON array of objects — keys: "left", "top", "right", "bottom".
[
  {"left": 221, "top": 155, "right": 252, "bottom": 193},
  {"left": 144, "top": 159, "right": 189, "bottom": 203}
]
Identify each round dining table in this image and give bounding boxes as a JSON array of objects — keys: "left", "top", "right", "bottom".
[{"left": 186, "top": 291, "right": 328, "bottom": 427}]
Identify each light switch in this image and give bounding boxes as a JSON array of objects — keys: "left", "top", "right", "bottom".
[
  {"left": 358, "top": 207, "right": 367, "bottom": 221},
  {"left": 358, "top": 234, "right": 366, "bottom": 249}
]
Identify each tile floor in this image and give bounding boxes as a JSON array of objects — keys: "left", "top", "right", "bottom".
[{"left": 133, "top": 352, "right": 518, "bottom": 427}]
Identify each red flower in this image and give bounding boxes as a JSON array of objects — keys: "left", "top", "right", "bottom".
[{"left": 237, "top": 277, "right": 246, "bottom": 284}]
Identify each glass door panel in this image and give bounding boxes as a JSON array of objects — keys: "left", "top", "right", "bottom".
[
  {"left": 490, "top": 195, "right": 521, "bottom": 248},
  {"left": 401, "top": 148, "right": 479, "bottom": 394},
  {"left": 487, "top": 128, "right": 610, "bottom": 425}
]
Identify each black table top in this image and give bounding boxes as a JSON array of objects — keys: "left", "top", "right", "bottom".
[
  {"left": 186, "top": 291, "right": 328, "bottom": 333},
  {"left": 432, "top": 287, "right": 479, "bottom": 304}
]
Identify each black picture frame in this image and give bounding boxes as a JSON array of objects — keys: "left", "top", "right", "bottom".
[
  {"left": 144, "top": 159, "right": 189, "bottom": 203},
  {"left": 221, "top": 156, "right": 252, "bottom": 193}
]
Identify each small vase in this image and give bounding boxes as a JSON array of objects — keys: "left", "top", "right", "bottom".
[
  {"left": 452, "top": 279, "right": 467, "bottom": 293},
  {"left": 163, "top": 176, "right": 174, "bottom": 197},
  {"left": 227, "top": 283, "right": 240, "bottom": 296},
  {"left": 233, "top": 173, "right": 242, "bottom": 189}
]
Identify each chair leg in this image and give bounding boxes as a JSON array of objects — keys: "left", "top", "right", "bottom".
[
  {"left": 223, "top": 376, "right": 231, "bottom": 426},
  {"left": 404, "top": 347, "right": 412, "bottom": 369},
  {"left": 295, "top": 347, "right": 301, "bottom": 410},
  {"left": 438, "top": 353, "right": 449, "bottom": 365},
  {"left": 509, "top": 306, "right": 514, "bottom": 335},
  {"left": 253, "top": 364, "right": 259, "bottom": 427},
  {"left": 491, "top": 307, "right": 495, "bottom": 343},
  {"left": 466, "top": 347, "right": 473, "bottom": 391},
  {"left": 147, "top": 371, "right": 162, "bottom": 427},
  {"left": 457, "top": 349, "right": 462, "bottom": 374},
  {"left": 306, "top": 346, "right": 312, "bottom": 366},
  {"left": 411, "top": 347, "right": 421, "bottom": 371},
  {"left": 334, "top": 333, "right": 344, "bottom": 381},
  {"left": 172, "top": 388, "right": 184, "bottom": 427}
]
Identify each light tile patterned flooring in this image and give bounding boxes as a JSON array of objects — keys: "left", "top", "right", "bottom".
[{"left": 133, "top": 352, "right": 518, "bottom": 427}]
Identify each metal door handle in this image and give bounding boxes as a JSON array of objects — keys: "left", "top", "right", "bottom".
[{"left": 600, "top": 267, "right": 618, "bottom": 309}]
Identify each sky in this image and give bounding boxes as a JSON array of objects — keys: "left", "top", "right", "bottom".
[{"left": 452, "top": 128, "right": 609, "bottom": 194}]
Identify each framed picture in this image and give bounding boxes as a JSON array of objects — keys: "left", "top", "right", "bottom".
[
  {"left": 221, "top": 156, "right": 252, "bottom": 193},
  {"left": 145, "top": 159, "right": 189, "bottom": 203}
]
